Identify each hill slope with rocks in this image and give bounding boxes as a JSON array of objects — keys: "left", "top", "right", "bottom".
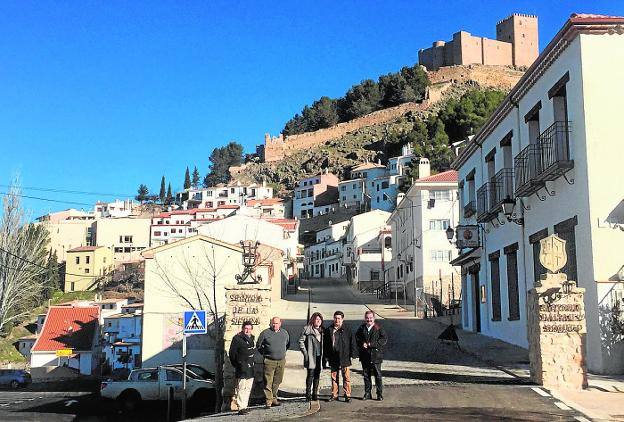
[{"left": 232, "top": 65, "right": 524, "bottom": 194}]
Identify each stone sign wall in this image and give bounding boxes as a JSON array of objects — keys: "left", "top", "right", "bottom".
[
  {"left": 527, "top": 272, "right": 588, "bottom": 390},
  {"left": 222, "top": 284, "right": 272, "bottom": 410}
]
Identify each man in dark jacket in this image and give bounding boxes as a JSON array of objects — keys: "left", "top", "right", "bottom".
[
  {"left": 229, "top": 321, "right": 256, "bottom": 415},
  {"left": 323, "top": 310, "right": 357, "bottom": 402},
  {"left": 355, "top": 310, "right": 387, "bottom": 401}
]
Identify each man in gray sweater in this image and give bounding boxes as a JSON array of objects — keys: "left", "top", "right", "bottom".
[{"left": 256, "top": 316, "right": 290, "bottom": 408}]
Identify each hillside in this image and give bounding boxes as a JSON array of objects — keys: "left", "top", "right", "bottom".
[{"left": 232, "top": 65, "right": 523, "bottom": 192}]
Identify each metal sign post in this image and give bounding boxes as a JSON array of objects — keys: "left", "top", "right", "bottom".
[
  {"left": 181, "top": 310, "right": 207, "bottom": 419},
  {"left": 181, "top": 333, "right": 187, "bottom": 420}
]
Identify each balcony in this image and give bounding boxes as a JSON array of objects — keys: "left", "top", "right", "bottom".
[
  {"left": 514, "top": 121, "right": 573, "bottom": 197},
  {"left": 536, "top": 121, "right": 573, "bottom": 182},
  {"left": 492, "top": 169, "right": 514, "bottom": 210},
  {"left": 514, "top": 144, "right": 545, "bottom": 197},
  {"left": 463, "top": 200, "right": 476, "bottom": 218},
  {"left": 476, "top": 183, "right": 497, "bottom": 222}
]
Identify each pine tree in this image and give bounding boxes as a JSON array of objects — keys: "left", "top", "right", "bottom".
[
  {"left": 184, "top": 167, "right": 191, "bottom": 190},
  {"left": 192, "top": 166, "right": 200, "bottom": 188},
  {"left": 166, "top": 183, "right": 173, "bottom": 203},
  {"left": 159, "top": 176, "right": 166, "bottom": 204},
  {"left": 136, "top": 184, "right": 149, "bottom": 202}
]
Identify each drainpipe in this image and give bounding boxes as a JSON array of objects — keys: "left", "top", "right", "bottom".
[{"left": 511, "top": 96, "right": 530, "bottom": 342}]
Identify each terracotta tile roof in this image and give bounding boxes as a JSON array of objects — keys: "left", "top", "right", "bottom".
[
  {"left": 259, "top": 218, "right": 299, "bottom": 231},
  {"left": 416, "top": 170, "right": 458, "bottom": 183},
  {"left": 218, "top": 204, "right": 240, "bottom": 209},
  {"left": 570, "top": 13, "right": 624, "bottom": 22},
  {"left": 67, "top": 246, "right": 102, "bottom": 253},
  {"left": 246, "top": 198, "right": 283, "bottom": 206},
  {"left": 32, "top": 306, "right": 99, "bottom": 352}
]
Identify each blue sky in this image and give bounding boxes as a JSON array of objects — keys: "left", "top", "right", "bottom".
[{"left": 1, "top": 1, "right": 621, "bottom": 218}]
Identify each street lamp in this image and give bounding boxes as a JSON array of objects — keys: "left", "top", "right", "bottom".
[
  {"left": 501, "top": 196, "right": 524, "bottom": 225},
  {"left": 235, "top": 240, "right": 262, "bottom": 284},
  {"left": 445, "top": 226, "right": 455, "bottom": 243}
]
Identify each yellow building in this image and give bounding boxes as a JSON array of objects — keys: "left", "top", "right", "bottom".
[{"left": 64, "top": 246, "right": 113, "bottom": 292}]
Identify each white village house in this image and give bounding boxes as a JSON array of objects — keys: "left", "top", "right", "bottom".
[{"left": 451, "top": 14, "right": 624, "bottom": 374}]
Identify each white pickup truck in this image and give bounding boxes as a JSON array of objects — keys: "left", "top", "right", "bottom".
[{"left": 100, "top": 366, "right": 216, "bottom": 411}]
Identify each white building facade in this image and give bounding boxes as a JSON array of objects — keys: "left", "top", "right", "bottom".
[
  {"left": 451, "top": 14, "right": 624, "bottom": 374},
  {"left": 388, "top": 168, "right": 460, "bottom": 313}
]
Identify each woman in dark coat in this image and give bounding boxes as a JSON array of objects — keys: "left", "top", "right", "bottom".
[{"left": 298, "top": 312, "right": 324, "bottom": 401}]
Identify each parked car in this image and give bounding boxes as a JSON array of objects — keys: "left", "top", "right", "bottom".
[
  {"left": 100, "top": 366, "right": 215, "bottom": 412},
  {"left": 0, "top": 369, "right": 31, "bottom": 388},
  {"left": 168, "top": 364, "right": 214, "bottom": 381}
]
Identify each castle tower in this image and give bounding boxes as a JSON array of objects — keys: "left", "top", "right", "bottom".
[{"left": 496, "top": 14, "right": 539, "bottom": 68}]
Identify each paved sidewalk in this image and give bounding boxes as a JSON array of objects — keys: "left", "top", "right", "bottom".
[
  {"left": 201, "top": 399, "right": 310, "bottom": 421},
  {"left": 377, "top": 303, "right": 624, "bottom": 421}
]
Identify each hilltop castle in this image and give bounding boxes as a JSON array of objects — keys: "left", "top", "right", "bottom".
[{"left": 418, "top": 14, "right": 538, "bottom": 71}]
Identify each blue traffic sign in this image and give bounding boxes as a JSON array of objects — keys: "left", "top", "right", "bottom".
[{"left": 183, "top": 310, "right": 207, "bottom": 334}]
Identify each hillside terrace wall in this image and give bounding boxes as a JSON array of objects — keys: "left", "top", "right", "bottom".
[{"left": 262, "top": 64, "right": 525, "bottom": 163}]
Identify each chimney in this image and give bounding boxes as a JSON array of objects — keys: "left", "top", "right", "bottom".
[{"left": 418, "top": 158, "right": 430, "bottom": 179}]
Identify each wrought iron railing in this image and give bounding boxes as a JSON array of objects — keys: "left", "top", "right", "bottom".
[
  {"left": 463, "top": 200, "right": 476, "bottom": 218},
  {"left": 514, "top": 121, "right": 573, "bottom": 197},
  {"left": 537, "top": 121, "right": 573, "bottom": 181},
  {"left": 476, "top": 183, "right": 496, "bottom": 222},
  {"left": 492, "top": 168, "right": 514, "bottom": 210},
  {"left": 514, "top": 144, "right": 544, "bottom": 197}
]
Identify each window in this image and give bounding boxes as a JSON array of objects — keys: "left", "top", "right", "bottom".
[
  {"left": 430, "top": 250, "right": 452, "bottom": 262},
  {"left": 362, "top": 172, "right": 368, "bottom": 178},
  {"left": 525, "top": 101, "right": 541, "bottom": 145},
  {"left": 86, "top": 256, "right": 90, "bottom": 264},
  {"left": 207, "top": 191, "right": 213, "bottom": 197},
  {"left": 124, "top": 247, "right": 131, "bottom": 253},
  {"left": 555, "top": 217, "right": 578, "bottom": 282},
  {"left": 165, "top": 369, "right": 183, "bottom": 382},
  {"left": 370, "top": 271, "right": 380, "bottom": 281},
  {"left": 489, "top": 252, "right": 501, "bottom": 321},
  {"left": 70, "top": 282, "right": 75, "bottom": 291},
  {"left": 381, "top": 181, "right": 389, "bottom": 189},
  {"left": 376, "top": 185, "right": 380, "bottom": 192},
  {"left": 103, "top": 257, "right": 106, "bottom": 263},
  {"left": 341, "top": 186, "right": 346, "bottom": 191},
  {"left": 384, "top": 237, "right": 391, "bottom": 249},
  {"left": 352, "top": 184, "right": 356, "bottom": 189},
  {"left": 154, "top": 231, "right": 161, "bottom": 236},
  {"left": 75, "top": 256, "right": 80, "bottom": 265},
  {"left": 85, "top": 268, "right": 90, "bottom": 274},
  {"left": 505, "top": 243, "right": 520, "bottom": 320},
  {"left": 353, "top": 195, "right": 357, "bottom": 199},
  {"left": 342, "top": 196, "right": 346, "bottom": 201},
  {"left": 114, "top": 247, "right": 123, "bottom": 253},
  {"left": 529, "top": 228, "right": 548, "bottom": 285},
  {"left": 429, "top": 219, "right": 450, "bottom": 230},
  {"left": 230, "top": 188, "right": 235, "bottom": 194},
  {"left": 432, "top": 190, "right": 451, "bottom": 200}
]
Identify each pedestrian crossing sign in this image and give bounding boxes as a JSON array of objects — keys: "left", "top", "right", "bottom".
[{"left": 183, "top": 310, "right": 207, "bottom": 334}]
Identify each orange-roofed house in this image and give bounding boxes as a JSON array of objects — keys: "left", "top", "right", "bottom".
[{"left": 30, "top": 306, "right": 100, "bottom": 376}]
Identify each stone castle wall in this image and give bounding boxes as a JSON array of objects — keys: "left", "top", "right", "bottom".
[
  {"left": 263, "top": 101, "right": 428, "bottom": 162},
  {"left": 261, "top": 64, "right": 525, "bottom": 163},
  {"left": 418, "top": 14, "right": 538, "bottom": 71}
]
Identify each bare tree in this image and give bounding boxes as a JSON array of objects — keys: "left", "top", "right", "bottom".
[
  {"left": 0, "top": 182, "right": 50, "bottom": 334},
  {"left": 149, "top": 236, "right": 277, "bottom": 412},
  {"left": 150, "top": 242, "right": 235, "bottom": 412}
]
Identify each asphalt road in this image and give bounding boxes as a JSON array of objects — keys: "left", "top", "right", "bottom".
[
  {"left": 0, "top": 390, "right": 206, "bottom": 421},
  {"left": 281, "top": 278, "right": 586, "bottom": 421}
]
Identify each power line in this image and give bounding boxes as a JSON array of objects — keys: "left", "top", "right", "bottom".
[
  {"left": 0, "top": 184, "right": 133, "bottom": 198},
  {"left": 0, "top": 246, "right": 103, "bottom": 279},
  {"left": 0, "top": 192, "right": 93, "bottom": 207}
]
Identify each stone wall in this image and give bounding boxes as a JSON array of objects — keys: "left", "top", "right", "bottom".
[
  {"left": 263, "top": 102, "right": 428, "bottom": 163},
  {"left": 527, "top": 273, "right": 588, "bottom": 390},
  {"left": 261, "top": 65, "right": 525, "bottom": 164}
]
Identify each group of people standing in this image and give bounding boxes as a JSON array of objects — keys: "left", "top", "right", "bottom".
[{"left": 228, "top": 311, "right": 387, "bottom": 415}]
